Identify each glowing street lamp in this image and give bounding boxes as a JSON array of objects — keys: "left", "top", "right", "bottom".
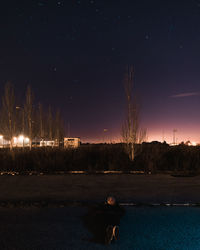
[
  {"left": 0, "top": 135, "right": 3, "bottom": 148},
  {"left": 18, "top": 135, "right": 24, "bottom": 143},
  {"left": 189, "top": 141, "right": 197, "bottom": 146},
  {"left": 24, "top": 137, "right": 30, "bottom": 145},
  {"left": 13, "top": 137, "right": 17, "bottom": 145}
]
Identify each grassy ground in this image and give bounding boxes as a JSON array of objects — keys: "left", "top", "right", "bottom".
[{"left": 0, "top": 174, "right": 200, "bottom": 204}]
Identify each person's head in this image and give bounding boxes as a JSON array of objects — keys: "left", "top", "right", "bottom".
[{"left": 106, "top": 196, "right": 116, "bottom": 206}]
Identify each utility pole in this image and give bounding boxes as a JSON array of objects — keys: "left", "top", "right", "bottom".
[
  {"left": 103, "top": 128, "right": 108, "bottom": 143},
  {"left": 162, "top": 129, "right": 165, "bottom": 142},
  {"left": 173, "top": 129, "right": 177, "bottom": 145},
  {"left": 68, "top": 122, "right": 70, "bottom": 137}
]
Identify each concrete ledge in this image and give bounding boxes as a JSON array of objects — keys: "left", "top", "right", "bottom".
[
  {"left": 0, "top": 170, "right": 146, "bottom": 175},
  {"left": 0, "top": 200, "right": 199, "bottom": 208}
]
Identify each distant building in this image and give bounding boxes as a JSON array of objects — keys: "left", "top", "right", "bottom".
[
  {"left": 64, "top": 138, "right": 80, "bottom": 148},
  {"left": 40, "top": 140, "right": 57, "bottom": 147},
  {"left": 13, "top": 135, "right": 30, "bottom": 147},
  {"left": 0, "top": 135, "right": 10, "bottom": 148}
]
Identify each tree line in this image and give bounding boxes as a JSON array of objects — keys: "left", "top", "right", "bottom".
[
  {"left": 0, "top": 143, "right": 198, "bottom": 174},
  {"left": 0, "top": 82, "right": 64, "bottom": 149}
]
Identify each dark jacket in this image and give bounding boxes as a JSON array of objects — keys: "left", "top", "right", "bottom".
[
  {"left": 82, "top": 202, "right": 125, "bottom": 244},
  {"left": 92, "top": 202, "right": 125, "bottom": 226}
]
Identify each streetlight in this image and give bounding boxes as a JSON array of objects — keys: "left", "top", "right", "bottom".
[
  {"left": 0, "top": 135, "right": 3, "bottom": 148},
  {"left": 173, "top": 129, "right": 177, "bottom": 145},
  {"left": 103, "top": 129, "right": 108, "bottom": 143}
]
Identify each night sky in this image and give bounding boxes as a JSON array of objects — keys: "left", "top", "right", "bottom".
[{"left": 1, "top": 0, "right": 200, "bottom": 143}]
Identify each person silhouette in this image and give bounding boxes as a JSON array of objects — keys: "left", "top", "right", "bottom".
[{"left": 82, "top": 196, "right": 125, "bottom": 245}]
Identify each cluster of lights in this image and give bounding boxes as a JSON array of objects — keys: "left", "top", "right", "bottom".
[
  {"left": 13, "top": 135, "right": 30, "bottom": 146},
  {"left": 187, "top": 141, "right": 197, "bottom": 146}
]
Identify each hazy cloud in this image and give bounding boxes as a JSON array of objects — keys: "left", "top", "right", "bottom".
[{"left": 170, "top": 92, "right": 200, "bottom": 98}]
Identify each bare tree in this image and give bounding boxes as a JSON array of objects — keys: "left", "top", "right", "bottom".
[
  {"left": 15, "top": 105, "right": 25, "bottom": 136},
  {"left": 24, "top": 85, "right": 34, "bottom": 149},
  {"left": 0, "top": 83, "right": 67, "bottom": 149},
  {"left": 38, "top": 103, "right": 45, "bottom": 140},
  {"left": 48, "top": 105, "right": 53, "bottom": 141},
  {"left": 1, "top": 82, "right": 16, "bottom": 149},
  {"left": 54, "top": 109, "right": 64, "bottom": 147},
  {"left": 122, "top": 66, "right": 146, "bottom": 161}
]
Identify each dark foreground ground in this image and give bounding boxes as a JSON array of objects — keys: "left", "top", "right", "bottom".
[
  {"left": 1, "top": 174, "right": 200, "bottom": 204},
  {"left": 1, "top": 206, "right": 200, "bottom": 250}
]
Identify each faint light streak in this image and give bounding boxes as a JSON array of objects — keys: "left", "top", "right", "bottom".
[{"left": 170, "top": 92, "right": 200, "bottom": 98}]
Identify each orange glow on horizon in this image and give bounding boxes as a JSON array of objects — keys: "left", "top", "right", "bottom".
[{"left": 82, "top": 130, "right": 200, "bottom": 145}]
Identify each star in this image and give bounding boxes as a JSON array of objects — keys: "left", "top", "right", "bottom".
[
  {"left": 57, "top": 1, "right": 63, "bottom": 6},
  {"left": 145, "top": 34, "right": 150, "bottom": 40}
]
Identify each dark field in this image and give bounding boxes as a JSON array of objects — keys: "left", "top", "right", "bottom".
[
  {"left": 1, "top": 206, "right": 200, "bottom": 249},
  {"left": 1, "top": 174, "right": 200, "bottom": 204}
]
